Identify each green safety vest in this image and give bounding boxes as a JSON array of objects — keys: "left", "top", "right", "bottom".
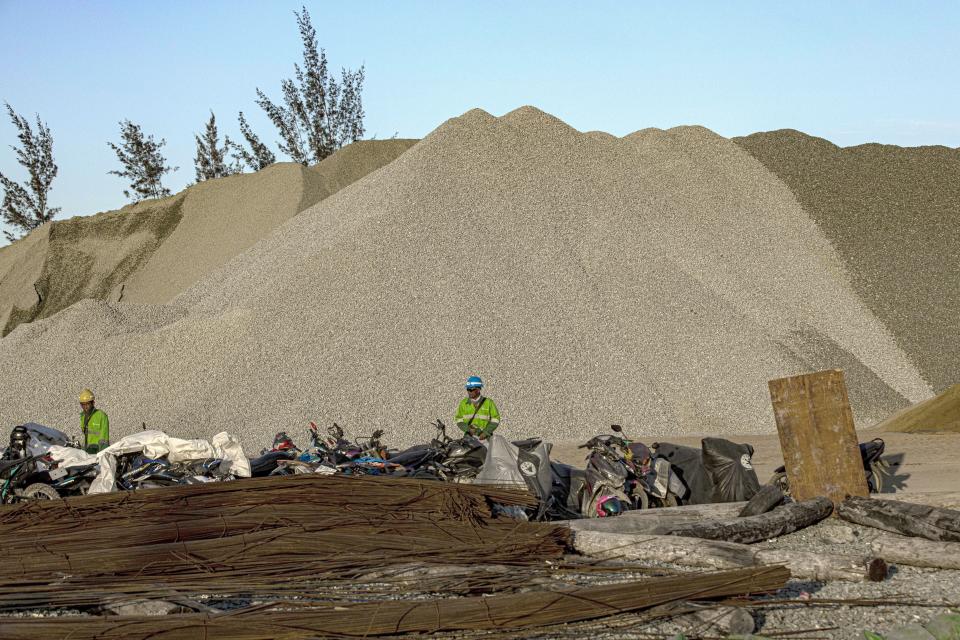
[
  {"left": 455, "top": 397, "right": 501, "bottom": 439},
  {"left": 81, "top": 409, "right": 110, "bottom": 454}
]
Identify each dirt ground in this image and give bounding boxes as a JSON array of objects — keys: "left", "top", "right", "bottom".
[{"left": 550, "top": 427, "right": 960, "bottom": 505}]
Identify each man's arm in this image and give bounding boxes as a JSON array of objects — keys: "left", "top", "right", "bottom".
[
  {"left": 454, "top": 400, "right": 470, "bottom": 433},
  {"left": 479, "top": 400, "right": 501, "bottom": 439}
]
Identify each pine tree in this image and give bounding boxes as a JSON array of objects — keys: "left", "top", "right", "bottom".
[
  {"left": 107, "top": 120, "right": 177, "bottom": 202},
  {"left": 193, "top": 111, "right": 236, "bottom": 182},
  {"left": 0, "top": 103, "right": 60, "bottom": 242},
  {"left": 229, "top": 111, "right": 277, "bottom": 172},
  {"left": 255, "top": 6, "right": 365, "bottom": 165}
]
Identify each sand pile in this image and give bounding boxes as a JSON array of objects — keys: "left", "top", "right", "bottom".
[
  {"left": 0, "top": 196, "right": 185, "bottom": 335},
  {"left": 0, "top": 108, "right": 932, "bottom": 448},
  {"left": 876, "top": 384, "right": 960, "bottom": 433},
  {"left": 734, "top": 130, "right": 960, "bottom": 394},
  {"left": 121, "top": 140, "right": 416, "bottom": 304},
  {"left": 0, "top": 140, "right": 416, "bottom": 330}
]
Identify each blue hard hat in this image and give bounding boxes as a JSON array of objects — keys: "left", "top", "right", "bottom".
[{"left": 465, "top": 376, "right": 484, "bottom": 390}]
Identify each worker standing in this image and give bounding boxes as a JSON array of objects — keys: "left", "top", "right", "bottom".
[
  {"left": 455, "top": 376, "right": 501, "bottom": 440},
  {"left": 78, "top": 389, "right": 109, "bottom": 454}
]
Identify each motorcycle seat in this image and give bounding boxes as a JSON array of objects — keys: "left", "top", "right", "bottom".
[{"left": 512, "top": 438, "right": 542, "bottom": 450}]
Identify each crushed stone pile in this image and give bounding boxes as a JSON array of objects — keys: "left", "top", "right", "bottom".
[
  {"left": 121, "top": 140, "right": 416, "bottom": 305},
  {"left": 734, "top": 130, "right": 960, "bottom": 394},
  {"left": 0, "top": 139, "right": 416, "bottom": 331},
  {"left": 876, "top": 383, "right": 960, "bottom": 433},
  {"left": 0, "top": 108, "right": 932, "bottom": 448},
  {"left": 0, "top": 197, "right": 184, "bottom": 335}
]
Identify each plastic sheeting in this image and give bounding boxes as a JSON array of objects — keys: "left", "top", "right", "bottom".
[
  {"left": 475, "top": 436, "right": 552, "bottom": 497},
  {"left": 654, "top": 442, "right": 714, "bottom": 505},
  {"left": 88, "top": 430, "right": 251, "bottom": 494},
  {"left": 701, "top": 437, "right": 760, "bottom": 502},
  {"left": 20, "top": 423, "right": 72, "bottom": 458},
  {"left": 46, "top": 445, "right": 97, "bottom": 469},
  {"left": 475, "top": 436, "right": 524, "bottom": 487}
]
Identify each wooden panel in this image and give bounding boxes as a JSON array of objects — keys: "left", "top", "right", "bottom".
[{"left": 768, "top": 369, "right": 868, "bottom": 508}]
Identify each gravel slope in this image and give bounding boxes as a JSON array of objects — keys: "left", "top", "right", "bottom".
[
  {"left": 734, "top": 130, "right": 960, "bottom": 394},
  {"left": 0, "top": 108, "right": 931, "bottom": 448}
]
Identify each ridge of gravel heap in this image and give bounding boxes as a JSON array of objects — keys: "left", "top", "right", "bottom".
[
  {"left": 0, "top": 139, "right": 416, "bottom": 334},
  {"left": 0, "top": 107, "right": 933, "bottom": 448},
  {"left": 734, "top": 130, "right": 960, "bottom": 396}
]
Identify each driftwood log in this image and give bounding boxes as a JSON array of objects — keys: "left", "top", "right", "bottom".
[
  {"left": 739, "top": 484, "right": 785, "bottom": 517},
  {"left": 837, "top": 496, "right": 960, "bottom": 541},
  {"left": 572, "top": 531, "right": 887, "bottom": 582},
  {"left": 875, "top": 492, "right": 960, "bottom": 510},
  {"left": 561, "top": 502, "right": 747, "bottom": 534},
  {"left": 666, "top": 497, "right": 833, "bottom": 544},
  {"left": 871, "top": 534, "right": 960, "bottom": 570}
]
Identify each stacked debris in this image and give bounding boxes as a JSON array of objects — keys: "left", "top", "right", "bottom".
[{"left": 0, "top": 473, "right": 790, "bottom": 638}]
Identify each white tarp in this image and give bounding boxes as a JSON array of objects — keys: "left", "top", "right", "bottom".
[
  {"left": 46, "top": 445, "right": 97, "bottom": 469},
  {"left": 474, "top": 435, "right": 526, "bottom": 487},
  {"left": 88, "top": 430, "right": 251, "bottom": 494},
  {"left": 20, "top": 423, "right": 72, "bottom": 457}
]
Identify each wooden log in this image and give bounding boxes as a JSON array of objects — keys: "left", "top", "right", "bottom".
[
  {"left": 837, "top": 496, "right": 960, "bottom": 542},
  {"left": 768, "top": 370, "right": 868, "bottom": 508},
  {"left": 871, "top": 534, "right": 960, "bottom": 570},
  {"left": 874, "top": 492, "right": 960, "bottom": 510},
  {"left": 622, "top": 502, "right": 749, "bottom": 520},
  {"left": 571, "top": 531, "right": 886, "bottom": 582},
  {"left": 739, "top": 484, "right": 785, "bottom": 517},
  {"left": 561, "top": 502, "right": 747, "bottom": 534},
  {"left": 666, "top": 497, "right": 833, "bottom": 544}
]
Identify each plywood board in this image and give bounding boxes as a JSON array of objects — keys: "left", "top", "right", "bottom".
[{"left": 768, "top": 369, "right": 868, "bottom": 507}]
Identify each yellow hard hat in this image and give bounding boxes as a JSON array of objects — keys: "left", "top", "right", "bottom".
[{"left": 78, "top": 389, "right": 95, "bottom": 403}]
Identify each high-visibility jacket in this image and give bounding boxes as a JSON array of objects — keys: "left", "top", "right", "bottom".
[
  {"left": 455, "top": 396, "right": 501, "bottom": 439},
  {"left": 81, "top": 409, "right": 109, "bottom": 454}
]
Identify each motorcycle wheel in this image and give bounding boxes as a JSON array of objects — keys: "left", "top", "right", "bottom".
[
  {"left": 635, "top": 490, "right": 649, "bottom": 510},
  {"left": 19, "top": 483, "right": 60, "bottom": 501}
]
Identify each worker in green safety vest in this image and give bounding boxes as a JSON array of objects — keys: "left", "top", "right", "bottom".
[
  {"left": 454, "top": 376, "right": 501, "bottom": 440},
  {"left": 78, "top": 388, "right": 110, "bottom": 454}
]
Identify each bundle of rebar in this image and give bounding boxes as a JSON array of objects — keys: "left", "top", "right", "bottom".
[
  {"left": 0, "top": 475, "right": 566, "bottom": 611},
  {"left": 0, "top": 565, "right": 790, "bottom": 639}
]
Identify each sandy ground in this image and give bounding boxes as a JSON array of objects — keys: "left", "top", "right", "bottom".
[{"left": 550, "top": 428, "right": 960, "bottom": 500}]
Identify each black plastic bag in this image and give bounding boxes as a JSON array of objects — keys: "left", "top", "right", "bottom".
[
  {"left": 701, "top": 437, "right": 760, "bottom": 502},
  {"left": 653, "top": 442, "right": 714, "bottom": 505}
]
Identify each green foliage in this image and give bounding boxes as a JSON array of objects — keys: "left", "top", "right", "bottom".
[
  {"left": 194, "top": 111, "right": 237, "bottom": 182},
  {"left": 0, "top": 102, "right": 60, "bottom": 241},
  {"left": 864, "top": 632, "right": 885, "bottom": 640},
  {"left": 255, "top": 6, "right": 365, "bottom": 165},
  {"left": 230, "top": 111, "right": 276, "bottom": 172},
  {"left": 107, "top": 120, "right": 178, "bottom": 203}
]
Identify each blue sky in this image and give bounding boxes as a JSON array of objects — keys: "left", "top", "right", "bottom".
[{"left": 1, "top": 1, "right": 959, "bottom": 237}]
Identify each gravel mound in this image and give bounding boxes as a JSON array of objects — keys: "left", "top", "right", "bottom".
[
  {"left": 734, "top": 130, "right": 960, "bottom": 394},
  {"left": 876, "top": 383, "right": 960, "bottom": 433},
  {"left": 0, "top": 108, "right": 931, "bottom": 449},
  {"left": 0, "top": 197, "right": 185, "bottom": 336},
  {"left": 0, "top": 140, "right": 416, "bottom": 332},
  {"left": 121, "top": 140, "right": 416, "bottom": 304},
  {"left": 0, "top": 222, "right": 51, "bottom": 333}
]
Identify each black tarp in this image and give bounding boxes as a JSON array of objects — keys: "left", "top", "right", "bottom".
[
  {"left": 701, "top": 437, "right": 760, "bottom": 502},
  {"left": 653, "top": 442, "right": 714, "bottom": 505}
]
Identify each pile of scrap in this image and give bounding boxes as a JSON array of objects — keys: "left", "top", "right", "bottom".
[
  {"left": 569, "top": 371, "right": 892, "bottom": 583},
  {"left": 0, "top": 473, "right": 790, "bottom": 637}
]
